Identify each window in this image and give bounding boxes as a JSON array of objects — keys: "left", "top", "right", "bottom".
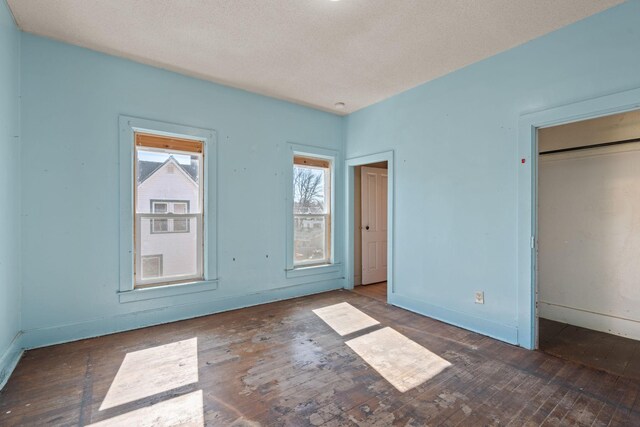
[
  {"left": 172, "top": 202, "right": 189, "bottom": 232},
  {"left": 119, "top": 116, "right": 217, "bottom": 302},
  {"left": 150, "top": 200, "right": 190, "bottom": 233},
  {"left": 141, "top": 255, "right": 163, "bottom": 278},
  {"left": 134, "top": 132, "right": 204, "bottom": 288},
  {"left": 151, "top": 201, "right": 169, "bottom": 233},
  {"left": 293, "top": 155, "right": 332, "bottom": 267},
  {"left": 153, "top": 202, "right": 168, "bottom": 213}
]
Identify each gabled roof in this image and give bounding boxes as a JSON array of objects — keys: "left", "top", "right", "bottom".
[{"left": 138, "top": 156, "right": 198, "bottom": 184}]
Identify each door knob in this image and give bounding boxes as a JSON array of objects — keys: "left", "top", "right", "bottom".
[{"left": 365, "top": 226, "right": 370, "bottom": 230}]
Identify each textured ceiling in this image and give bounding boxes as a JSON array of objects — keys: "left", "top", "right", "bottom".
[{"left": 7, "top": 0, "right": 623, "bottom": 114}]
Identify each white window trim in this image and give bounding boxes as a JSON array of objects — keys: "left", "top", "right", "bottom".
[
  {"left": 285, "top": 143, "right": 341, "bottom": 279},
  {"left": 119, "top": 116, "right": 218, "bottom": 303}
]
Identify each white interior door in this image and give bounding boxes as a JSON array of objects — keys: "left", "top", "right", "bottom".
[{"left": 361, "top": 166, "right": 388, "bottom": 285}]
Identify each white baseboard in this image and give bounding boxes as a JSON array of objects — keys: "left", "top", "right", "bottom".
[
  {"left": 21, "top": 279, "right": 343, "bottom": 350},
  {"left": 539, "top": 301, "right": 640, "bottom": 340},
  {"left": 0, "top": 332, "right": 23, "bottom": 391}
]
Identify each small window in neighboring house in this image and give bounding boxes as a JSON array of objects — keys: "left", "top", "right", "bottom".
[
  {"left": 293, "top": 155, "right": 332, "bottom": 267},
  {"left": 135, "top": 132, "right": 204, "bottom": 288},
  {"left": 151, "top": 201, "right": 169, "bottom": 233},
  {"left": 150, "top": 200, "right": 190, "bottom": 233},
  {"left": 153, "top": 202, "right": 168, "bottom": 213},
  {"left": 141, "top": 255, "right": 163, "bottom": 278},
  {"left": 173, "top": 202, "right": 187, "bottom": 214},
  {"left": 173, "top": 202, "right": 189, "bottom": 232}
]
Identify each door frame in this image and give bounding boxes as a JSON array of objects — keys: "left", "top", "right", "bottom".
[
  {"left": 345, "top": 151, "right": 394, "bottom": 299},
  {"left": 517, "top": 87, "right": 640, "bottom": 350}
]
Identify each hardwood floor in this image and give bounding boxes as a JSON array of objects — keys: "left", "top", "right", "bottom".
[
  {"left": 351, "top": 281, "right": 387, "bottom": 302},
  {"left": 0, "top": 290, "right": 639, "bottom": 426},
  {"left": 539, "top": 317, "right": 640, "bottom": 381}
]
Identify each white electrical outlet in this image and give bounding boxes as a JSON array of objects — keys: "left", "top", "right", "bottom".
[{"left": 475, "top": 291, "right": 484, "bottom": 304}]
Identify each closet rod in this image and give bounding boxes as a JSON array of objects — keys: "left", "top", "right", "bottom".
[{"left": 539, "top": 136, "right": 640, "bottom": 155}]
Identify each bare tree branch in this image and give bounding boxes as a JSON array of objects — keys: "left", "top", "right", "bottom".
[{"left": 294, "top": 167, "right": 324, "bottom": 211}]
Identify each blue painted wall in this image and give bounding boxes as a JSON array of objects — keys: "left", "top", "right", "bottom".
[
  {"left": 345, "top": 1, "right": 640, "bottom": 344},
  {"left": 12, "top": 0, "right": 640, "bottom": 354},
  {"left": 0, "top": 0, "right": 22, "bottom": 386},
  {"left": 19, "top": 34, "right": 344, "bottom": 348}
]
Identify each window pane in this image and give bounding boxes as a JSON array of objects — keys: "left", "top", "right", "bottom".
[
  {"left": 152, "top": 219, "right": 168, "bottom": 233},
  {"left": 293, "top": 161, "right": 330, "bottom": 266},
  {"left": 173, "top": 203, "right": 187, "bottom": 214},
  {"left": 294, "top": 215, "right": 327, "bottom": 264},
  {"left": 136, "top": 144, "right": 203, "bottom": 286},
  {"left": 173, "top": 218, "right": 188, "bottom": 232},
  {"left": 153, "top": 202, "right": 168, "bottom": 213},
  {"left": 139, "top": 217, "right": 200, "bottom": 283},
  {"left": 137, "top": 149, "right": 201, "bottom": 214},
  {"left": 293, "top": 166, "right": 327, "bottom": 214},
  {"left": 141, "top": 255, "right": 162, "bottom": 278}
]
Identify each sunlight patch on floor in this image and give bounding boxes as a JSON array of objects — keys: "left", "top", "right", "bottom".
[
  {"left": 100, "top": 338, "right": 199, "bottom": 410},
  {"left": 89, "top": 390, "right": 203, "bottom": 427},
  {"left": 312, "top": 302, "right": 380, "bottom": 336},
  {"left": 346, "top": 327, "right": 451, "bottom": 392}
]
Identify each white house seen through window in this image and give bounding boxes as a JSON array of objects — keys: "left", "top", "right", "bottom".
[
  {"left": 134, "top": 133, "right": 204, "bottom": 287},
  {"left": 293, "top": 155, "right": 331, "bottom": 266}
]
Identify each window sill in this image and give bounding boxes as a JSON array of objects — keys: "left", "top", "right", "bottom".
[
  {"left": 118, "top": 279, "right": 219, "bottom": 303},
  {"left": 285, "top": 263, "right": 341, "bottom": 279}
]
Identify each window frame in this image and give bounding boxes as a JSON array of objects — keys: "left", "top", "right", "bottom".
[
  {"left": 285, "top": 143, "right": 340, "bottom": 278},
  {"left": 134, "top": 140, "right": 204, "bottom": 287},
  {"left": 293, "top": 157, "right": 332, "bottom": 267},
  {"left": 119, "top": 116, "right": 218, "bottom": 303}
]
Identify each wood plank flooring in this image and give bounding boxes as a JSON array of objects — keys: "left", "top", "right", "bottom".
[
  {"left": 539, "top": 317, "right": 640, "bottom": 381},
  {"left": 351, "top": 281, "right": 387, "bottom": 303},
  {"left": 1, "top": 290, "right": 639, "bottom": 426}
]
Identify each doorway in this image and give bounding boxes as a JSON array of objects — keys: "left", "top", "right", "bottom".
[
  {"left": 517, "top": 87, "right": 640, "bottom": 350},
  {"left": 353, "top": 161, "right": 388, "bottom": 302},
  {"left": 535, "top": 109, "right": 640, "bottom": 378},
  {"left": 345, "top": 151, "right": 393, "bottom": 304}
]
